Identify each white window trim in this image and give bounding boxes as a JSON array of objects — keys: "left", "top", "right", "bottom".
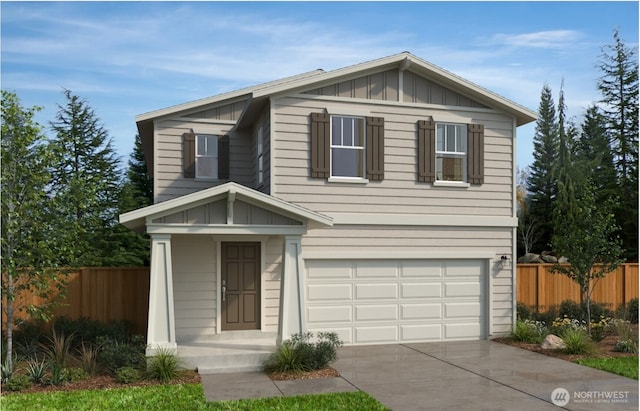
[
  {"left": 195, "top": 134, "right": 219, "bottom": 180},
  {"left": 257, "top": 126, "right": 264, "bottom": 186},
  {"left": 329, "top": 115, "right": 367, "bottom": 182},
  {"left": 435, "top": 123, "right": 467, "bottom": 183}
]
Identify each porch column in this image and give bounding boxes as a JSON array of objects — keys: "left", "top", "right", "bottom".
[
  {"left": 147, "top": 234, "right": 177, "bottom": 355},
  {"left": 278, "top": 235, "right": 305, "bottom": 344}
]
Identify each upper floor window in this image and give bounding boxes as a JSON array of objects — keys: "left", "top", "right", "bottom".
[
  {"left": 257, "top": 126, "right": 264, "bottom": 185},
  {"left": 436, "top": 123, "right": 467, "bottom": 182},
  {"left": 331, "top": 116, "right": 365, "bottom": 178},
  {"left": 196, "top": 134, "right": 218, "bottom": 179}
]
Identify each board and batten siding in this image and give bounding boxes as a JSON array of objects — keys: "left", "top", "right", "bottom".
[
  {"left": 271, "top": 96, "right": 515, "bottom": 216},
  {"left": 153, "top": 118, "right": 253, "bottom": 203}
]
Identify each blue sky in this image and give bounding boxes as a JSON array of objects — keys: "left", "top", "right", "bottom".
[{"left": 1, "top": 1, "right": 638, "bottom": 170}]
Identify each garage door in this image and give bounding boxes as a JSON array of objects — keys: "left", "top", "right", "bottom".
[{"left": 304, "top": 259, "right": 486, "bottom": 345}]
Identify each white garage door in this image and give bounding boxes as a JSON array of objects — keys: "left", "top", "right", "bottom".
[{"left": 304, "top": 259, "right": 486, "bottom": 345}]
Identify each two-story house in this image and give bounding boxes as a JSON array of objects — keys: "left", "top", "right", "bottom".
[{"left": 121, "top": 52, "right": 536, "bottom": 358}]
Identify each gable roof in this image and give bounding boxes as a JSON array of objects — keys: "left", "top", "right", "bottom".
[
  {"left": 136, "top": 51, "right": 537, "bottom": 127},
  {"left": 120, "top": 181, "right": 333, "bottom": 231}
]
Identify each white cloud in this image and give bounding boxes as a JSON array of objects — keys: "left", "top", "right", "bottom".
[{"left": 490, "top": 30, "right": 585, "bottom": 49}]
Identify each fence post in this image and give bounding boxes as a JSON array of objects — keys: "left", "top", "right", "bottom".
[{"left": 536, "top": 264, "right": 545, "bottom": 310}]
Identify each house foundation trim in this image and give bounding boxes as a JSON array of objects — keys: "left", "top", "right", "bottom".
[
  {"left": 278, "top": 235, "right": 305, "bottom": 344},
  {"left": 147, "top": 234, "right": 177, "bottom": 354}
]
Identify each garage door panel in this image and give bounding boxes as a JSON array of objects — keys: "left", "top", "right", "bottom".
[
  {"left": 445, "top": 302, "right": 481, "bottom": 318},
  {"left": 401, "top": 324, "right": 442, "bottom": 341},
  {"left": 307, "top": 306, "right": 352, "bottom": 322},
  {"left": 400, "top": 283, "right": 441, "bottom": 298},
  {"left": 445, "top": 282, "right": 480, "bottom": 297},
  {"left": 355, "top": 326, "right": 398, "bottom": 344},
  {"left": 307, "top": 284, "right": 351, "bottom": 301},
  {"left": 355, "top": 260, "right": 399, "bottom": 278},
  {"left": 305, "top": 259, "right": 485, "bottom": 344},
  {"left": 401, "top": 303, "right": 442, "bottom": 320},
  {"left": 400, "top": 261, "right": 443, "bottom": 277},
  {"left": 307, "top": 260, "right": 352, "bottom": 279},
  {"left": 355, "top": 283, "right": 397, "bottom": 299},
  {"left": 355, "top": 304, "right": 398, "bottom": 321},
  {"left": 445, "top": 323, "right": 481, "bottom": 339}
]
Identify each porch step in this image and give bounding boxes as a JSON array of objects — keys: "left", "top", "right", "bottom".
[{"left": 178, "top": 333, "right": 278, "bottom": 375}]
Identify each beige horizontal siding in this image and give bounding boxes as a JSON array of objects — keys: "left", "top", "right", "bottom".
[
  {"left": 154, "top": 119, "right": 254, "bottom": 203},
  {"left": 172, "top": 235, "right": 217, "bottom": 343},
  {"left": 272, "top": 96, "right": 515, "bottom": 217}
]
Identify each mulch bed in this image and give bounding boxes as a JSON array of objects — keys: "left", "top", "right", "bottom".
[{"left": 267, "top": 367, "right": 340, "bottom": 381}]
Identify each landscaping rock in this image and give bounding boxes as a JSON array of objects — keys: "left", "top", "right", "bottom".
[
  {"left": 558, "top": 256, "right": 569, "bottom": 263},
  {"left": 541, "top": 254, "right": 558, "bottom": 263},
  {"left": 518, "top": 253, "right": 544, "bottom": 263},
  {"left": 541, "top": 334, "right": 566, "bottom": 350}
]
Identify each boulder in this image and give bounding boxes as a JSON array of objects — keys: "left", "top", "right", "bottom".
[
  {"left": 558, "top": 256, "right": 569, "bottom": 263},
  {"left": 541, "top": 254, "right": 558, "bottom": 263},
  {"left": 541, "top": 334, "right": 566, "bottom": 350},
  {"left": 518, "top": 253, "right": 544, "bottom": 263}
]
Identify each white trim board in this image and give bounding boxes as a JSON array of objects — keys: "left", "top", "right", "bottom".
[{"left": 328, "top": 213, "right": 517, "bottom": 227}]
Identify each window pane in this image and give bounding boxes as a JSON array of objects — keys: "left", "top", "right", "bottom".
[
  {"left": 332, "top": 148, "right": 363, "bottom": 177},
  {"left": 436, "top": 124, "right": 444, "bottom": 151},
  {"left": 446, "top": 125, "right": 456, "bottom": 151},
  {"left": 197, "top": 135, "right": 218, "bottom": 156},
  {"left": 436, "top": 154, "right": 464, "bottom": 181},
  {"left": 197, "top": 157, "right": 218, "bottom": 179},
  {"left": 197, "top": 135, "right": 207, "bottom": 155},
  {"left": 332, "top": 117, "right": 342, "bottom": 145}
]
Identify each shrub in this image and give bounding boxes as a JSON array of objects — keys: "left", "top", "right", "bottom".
[
  {"left": 146, "top": 348, "right": 181, "bottom": 382},
  {"left": 61, "top": 367, "right": 87, "bottom": 382},
  {"left": 96, "top": 335, "right": 146, "bottom": 374},
  {"left": 116, "top": 366, "right": 142, "bottom": 384},
  {"left": 614, "top": 339, "right": 638, "bottom": 354},
  {"left": 43, "top": 329, "right": 75, "bottom": 370},
  {"left": 78, "top": 342, "right": 100, "bottom": 376},
  {"left": 264, "top": 331, "right": 343, "bottom": 374},
  {"left": 616, "top": 298, "right": 639, "bottom": 324},
  {"left": 1, "top": 356, "right": 16, "bottom": 384},
  {"left": 25, "top": 358, "right": 48, "bottom": 384},
  {"left": 4, "top": 374, "right": 32, "bottom": 391},
  {"left": 512, "top": 320, "right": 547, "bottom": 344},
  {"left": 561, "top": 328, "right": 594, "bottom": 355},
  {"left": 607, "top": 318, "right": 634, "bottom": 339}
]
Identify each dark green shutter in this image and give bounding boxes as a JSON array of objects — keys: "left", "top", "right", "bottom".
[
  {"left": 218, "top": 135, "right": 230, "bottom": 180},
  {"left": 366, "top": 117, "right": 385, "bottom": 181},
  {"left": 310, "top": 112, "right": 330, "bottom": 178},
  {"left": 467, "top": 123, "right": 484, "bottom": 185},
  {"left": 417, "top": 120, "right": 436, "bottom": 183},
  {"left": 183, "top": 130, "right": 196, "bottom": 178}
]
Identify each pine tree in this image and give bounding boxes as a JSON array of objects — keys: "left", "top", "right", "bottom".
[
  {"left": 125, "top": 133, "right": 153, "bottom": 210},
  {"left": 527, "top": 84, "right": 558, "bottom": 252},
  {"left": 554, "top": 84, "right": 580, "bottom": 225},
  {"left": 48, "top": 89, "right": 123, "bottom": 267},
  {"left": 597, "top": 30, "right": 639, "bottom": 260}
]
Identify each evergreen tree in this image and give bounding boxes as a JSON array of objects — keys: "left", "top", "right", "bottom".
[
  {"left": 527, "top": 84, "right": 558, "bottom": 252},
  {"left": 125, "top": 133, "right": 154, "bottom": 210},
  {"left": 574, "top": 106, "right": 617, "bottom": 203},
  {"left": 1, "top": 91, "right": 69, "bottom": 372},
  {"left": 554, "top": 84, "right": 580, "bottom": 225},
  {"left": 597, "top": 30, "right": 639, "bottom": 260},
  {"left": 48, "top": 89, "right": 123, "bottom": 267}
]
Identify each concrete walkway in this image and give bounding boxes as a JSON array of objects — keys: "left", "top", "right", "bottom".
[{"left": 200, "top": 340, "right": 638, "bottom": 410}]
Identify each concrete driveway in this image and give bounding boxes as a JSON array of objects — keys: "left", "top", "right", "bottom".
[{"left": 201, "top": 340, "right": 638, "bottom": 410}]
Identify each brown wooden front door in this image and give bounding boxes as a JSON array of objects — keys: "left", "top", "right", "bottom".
[{"left": 221, "top": 242, "right": 261, "bottom": 331}]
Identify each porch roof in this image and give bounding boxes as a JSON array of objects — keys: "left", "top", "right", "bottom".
[{"left": 120, "top": 182, "right": 334, "bottom": 232}]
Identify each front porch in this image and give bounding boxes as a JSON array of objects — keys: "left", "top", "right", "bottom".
[{"left": 179, "top": 331, "right": 277, "bottom": 374}]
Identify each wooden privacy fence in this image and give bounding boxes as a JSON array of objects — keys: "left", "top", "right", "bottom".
[
  {"left": 2, "top": 267, "right": 150, "bottom": 336},
  {"left": 517, "top": 263, "right": 639, "bottom": 310}
]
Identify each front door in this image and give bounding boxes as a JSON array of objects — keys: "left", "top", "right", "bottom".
[{"left": 221, "top": 242, "right": 261, "bottom": 331}]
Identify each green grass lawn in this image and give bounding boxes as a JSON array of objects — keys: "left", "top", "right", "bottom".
[
  {"left": 575, "top": 356, "right": 639, "bottom": 380},
  {"left": 0, "top": 383, "right": 389, "bottom": 411}
]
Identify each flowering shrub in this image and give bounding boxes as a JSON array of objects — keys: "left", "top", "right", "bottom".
[
  {"left": 512, "top": 319, "right": 548, "bottom": 343},
  {"left": 551, "top": 315, "right": 611, "bottom": 341}
]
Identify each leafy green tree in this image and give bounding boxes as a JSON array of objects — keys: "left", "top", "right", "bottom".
[
  {"left": 1, "top": 91, "right": 69, "bottom": 372},
  {"left": 551, "top": 179, "right": 624, "bottom": 333},
  {"left": 527, "top": 84, "right": 558, "bottom": 252},
  {"left": 48, "top": 89, "right": 123, "bottom": 266},
  {"left": 597, "top": 30, "right": 639, "bottom": 260}
]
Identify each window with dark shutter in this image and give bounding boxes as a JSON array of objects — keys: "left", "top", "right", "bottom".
[
  {"left": 366, "top": 116, "right": 385, "bottom": 181},
  {"left": 183, "top": 130, "right": 196, "bottom": 178},
  {"left": 467, "top": 123, "right": 484, "bottom": 185},
  {"left": 310, "top": 112, "right": 330, "bottom": 178},
  {"left": 417, "top": 120, "right": 436, "bottom": 183},
  {"left": 218, "top": 135, "right": 230, "bottom": 180}
]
